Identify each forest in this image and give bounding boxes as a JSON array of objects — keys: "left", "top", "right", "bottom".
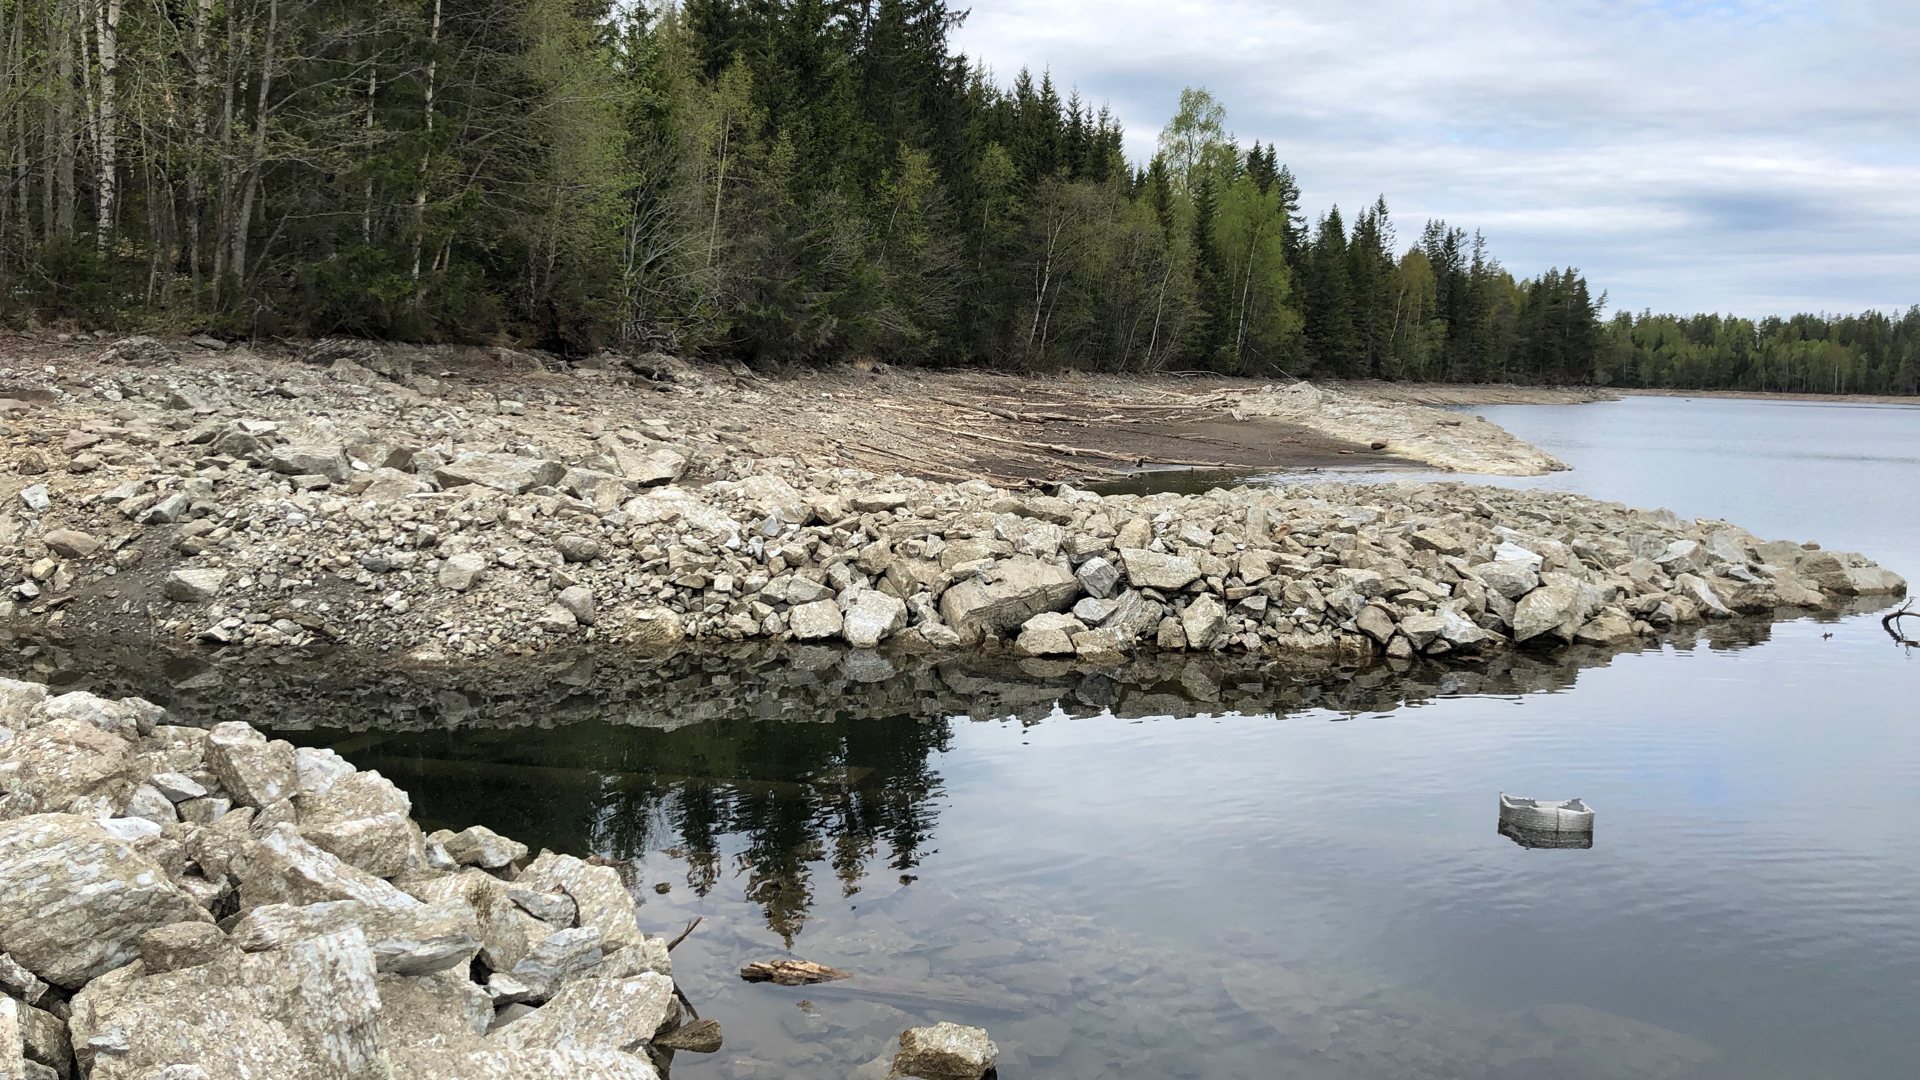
[{"left": 0, "top": 0, "right": 1914, "bottom": 394}]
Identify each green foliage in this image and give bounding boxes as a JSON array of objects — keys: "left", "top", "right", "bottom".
[{"left": 0, "top": 0, "right": 1907, "bottom": 392}]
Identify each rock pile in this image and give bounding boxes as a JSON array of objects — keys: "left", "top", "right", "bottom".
[
  {"left": 0, "top": 339, "right": 1904, "bottom": 662},
  {"left": 0, "top": 678, "right": 706, "bottom": 1079},
  {"left": 3, "top": 434, "right": 1905, "bottom": 663}
]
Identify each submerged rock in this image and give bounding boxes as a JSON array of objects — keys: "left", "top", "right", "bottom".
[{"left": 893, "top": 1022, "right": 999, "bottom": 1080}]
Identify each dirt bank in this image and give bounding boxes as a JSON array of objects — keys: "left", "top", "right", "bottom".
[{"left": 0, "top": 335, "right": 1568, "bottom": 487}]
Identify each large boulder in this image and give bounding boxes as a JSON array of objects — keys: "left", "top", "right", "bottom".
[
  {"left": 268, "top": 444, "right": 351, "bottom": 483},
  {"left": 206, "top": 722, "right": 296, "bottom": 806},
  {"left": 0, "top": 814, "right": 213, "bottom": 988},
  {"left": 433, "top": 453, "right": 566, "bottom": 495},
  {"left": 0, "top": 718, "right": 134, "bottom": 814},
  {"left": 1180, "top": 594, "right": 1227, "bottom": 649},
  {"left": 492, "top": 973, "right": 677, "bottom": 1055},
  {"left": 594, "top": 441, "right": 686, "bottom": 487},
  {"left": 840, "top": 589, "right": 907, "bottom": 648},
  {"left": 937, "top": 557, "right": 1080, "bottom": 639},
  {"left": 786, "top": 599, "right": 843, "bottom": 641},
  {"left": 515, "top": 853, "right": 641, "bottom": 951},
  {"left": 234, "top": 824, "right": 421, "bottom": 913},
  {"left": 1511, "top": 573, "right": 1597, "bottom": 644},
  {"left": 230, "top": 899, "right": 480, "bottom": 976},
  {"left": 1796, "top": 551, "right": 1907, "bottom": 596},
  {"left": 295, "top": 770, "right": 418, "bottom": 878},
  {"left": 68, "top": 927, "right": 383, "bottom": 1080},
  {"left": 1117, "top": 548, "right": 1202, "bottom": 591}
]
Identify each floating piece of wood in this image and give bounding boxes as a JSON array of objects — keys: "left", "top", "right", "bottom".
[{"left": 740, "top": 959, "right": 852, "bottom": 986}]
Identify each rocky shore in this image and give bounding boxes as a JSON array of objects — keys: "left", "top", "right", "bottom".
[
  {"left": 0, "top": 677, "right": 712, "bottom": 1078},
  {"left": 0, "top": 337, "right": 1906, "bottom": 664}
]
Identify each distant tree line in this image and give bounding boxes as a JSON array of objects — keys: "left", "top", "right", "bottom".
[{"left": 0, "top": 0, "right": 1912, "bottom": 393}]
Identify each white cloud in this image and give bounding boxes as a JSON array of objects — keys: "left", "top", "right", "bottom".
[{"left": 953, "top": 0, "right": 1920, "bottom": 315}]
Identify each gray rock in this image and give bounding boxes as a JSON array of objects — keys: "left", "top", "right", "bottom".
[
  {"left": 1180, "top": 594, "right": 1227, "bottom": 649},
  {"left": 788, "top": 599, "right": 844, "bottom": 640},
  {"left": 493, "top": 972, "right": 678, "bottom": 1055},
  {"left": 136, "top": 921, "right": 234, "bottom": 974},
  {"left": 236, "top": 823, "right": 421, "bottom": 912},
  {"left": 18, "top": 484, "right": 50, "bottom": 512},
  {"left": 0, "top": 814, "right": 213, "bottom": 988},
  {"left": 42, "top": 528, "right": 102, "bottom": 558},
  {"left": 1512, "top": 573, "right": 1596, "bottom": 644},
  {"left": 1118, "top": 548, "right": 1201, "bottom": 591},
  {"left": 894, "top": 1022, "right": 999, "bottom": 1080},
  {"left": 68, "top": 927, "right": 382, "bottom": 1080},
  {"left": 123, "top": 782, "right": 179, "bottom": 825},
  {"left": 268, "top": 444, "right": 350, "bottom": 482},
  {"left": 388, "top": 1044, "right": 662, "bottom": 1079},
  {"left": 555, "top": 533, "right": 603, "bottom": 563},
  {"left": 1472, "top": 560, "right": 1540, "bottom": 601},
  {"left": 938, "top": 556, "right": 1080, "bottom": 639},
  {"left": 1071, "top": 596, "right": 1117, "bottom": 624},
  {"left": 433, "top": 453, "right": 567, "bottom": 495},
  {"left": 1674, "top": 573, "right": 1733, "bottom": 617},
  {"left": 138, "top": 491, "right": 192, "bottom": 524},
  {"left": 507, "top": 888, "right": 577, "bottom": 927},
  {"left": 1075, "top": 555, "right": 1121, "bottom": 599},
  {"left": 841, "top": 589, "right": 907, "bottom": 648},
  {"left": 1015, "top": 612, "right": 1086, "bottom": 656},
  {"left": 149, "top": 771, "right": 209, "bottom": 802},
  {"left": 207, "top": 721, "right": 297, "bottom": 805},
  {"left": 516, "top": 852, "right": 642, "bottom": 950},
  {"left": 503, "top": 927, "right": 605, "bottom": 1003},
  {"left": 557, "top": 585, "right": 597, "bottom": 626},
  {"left": 162, "top": 568, "right": 228, "bottom": 602},
  {"left": 440, "top": 825, "right": 528, "bottom": 869},
  {"left": 1, "top": 716, "right": 134, "bottom": 812},
  {"left": 597, "top": 442, "right": 686, "bottom": 487},
  {"left": 1355, "top": 604, "right": 1397, "bottom": 645},
  {"left": 230, "top": 898, "right": 480, "bottom": 975},
  {"left": 377, "top": 968, "right": 492, "bottom": 1051},
  {"left": 439, "top": 552, "right": 489, "bottom": 592}
]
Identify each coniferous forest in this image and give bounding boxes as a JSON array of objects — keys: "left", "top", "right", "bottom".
[{"left": 0, "top": 0, "right": 1915, "bottom": 394}]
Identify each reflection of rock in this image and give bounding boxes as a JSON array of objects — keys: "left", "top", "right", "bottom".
[
  {"left": 1499, "top": 821, "right": 1595, "bottom": 849},
  {"left": 0, "top": 618, "right": 1789, "bottom": 737}
]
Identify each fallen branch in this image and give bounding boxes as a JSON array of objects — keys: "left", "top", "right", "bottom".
[
  {"left": 1884, "top": 602, "right": 1918, "bottom": 647},
  {"left": 665, "top": 916, "right": 701, "bottom": 952}
]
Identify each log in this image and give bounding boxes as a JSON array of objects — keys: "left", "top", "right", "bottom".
[{"left": 739, "top": 959, "right": 851, "bottom": 986}]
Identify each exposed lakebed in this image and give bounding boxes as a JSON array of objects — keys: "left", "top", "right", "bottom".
[{"left": 12, "top": 396, "right": 1920, "bottom": 1079}]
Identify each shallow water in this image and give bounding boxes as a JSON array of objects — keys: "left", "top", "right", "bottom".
[{"left": 14, "top": 396, "right": 1920, "bottom": 1079}]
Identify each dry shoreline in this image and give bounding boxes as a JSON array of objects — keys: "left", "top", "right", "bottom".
[{"left": 0, "top": 334, "right": 1905, "bottom": 668}]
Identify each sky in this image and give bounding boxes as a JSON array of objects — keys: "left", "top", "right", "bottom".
[{"left": 950, "top": 0, "right": 1920, "bottom": 318}]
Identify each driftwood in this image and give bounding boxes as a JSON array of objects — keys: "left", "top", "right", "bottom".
[
  {"left": 1884, "top": 603, "right": 1918, "bottom": 647},
  {"left": 739, "top": 959, "right": 851, "bottom": 986},
  {"left": 928, "top": 424, "right": 1238, "bottom": 470}
]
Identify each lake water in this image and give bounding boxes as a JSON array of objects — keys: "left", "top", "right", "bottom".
[{"left": 10, "top": 396, "right": 1918, "bottom": 1079}]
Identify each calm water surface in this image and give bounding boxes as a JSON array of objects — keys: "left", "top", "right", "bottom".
[{"left": 17, "top": 396, "right": 1920, "bottom": 1079}]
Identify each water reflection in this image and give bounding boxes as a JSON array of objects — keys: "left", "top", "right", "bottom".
[{"left": 0, "top": 617, "right": 1807, "bottom": 943}]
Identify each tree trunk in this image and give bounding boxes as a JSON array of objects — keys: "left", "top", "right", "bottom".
[
  {"left": 229, "top": 0, "right": 278, "bottom": 291},
  {"left": 409, "top": 0, "right": 442, "bottom": 283},
  {"left": 91, "top": 0, "right": 122, "bottom": 252},
  {"left": 186, "top": 0, "right": 212, "bottom": 290},
  {"left": 51, "top": 0, "right": 76, "bottom": 241}
]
